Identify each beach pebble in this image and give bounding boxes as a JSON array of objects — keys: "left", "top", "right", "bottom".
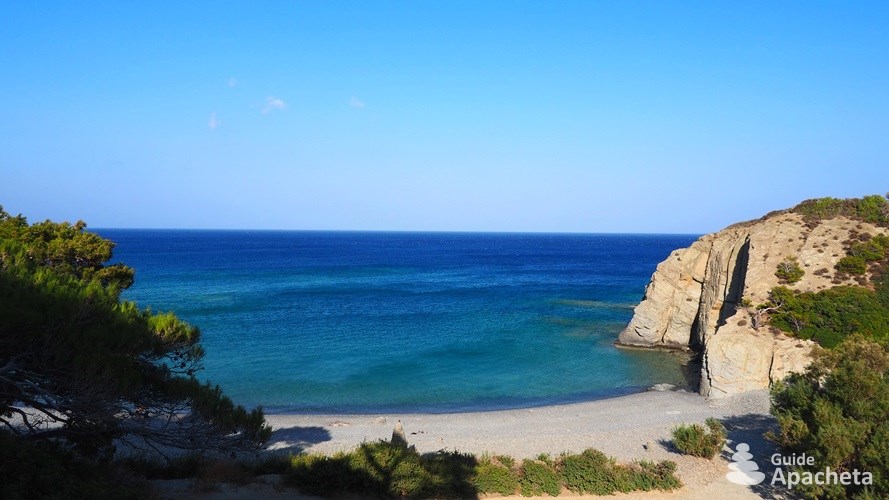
[{"left": 372, "top": 417, "right": 387, "bottom": 425}]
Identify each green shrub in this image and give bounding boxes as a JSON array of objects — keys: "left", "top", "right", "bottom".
[
  {"left": 856, "top": 195, "right": 889, "bottom": 225},
  {"left": 519, "top": 459, "right": 561, "bottom": 496},
  {"left": 284, "top": 443, "right": 682, "bottom": 497},
  {"left": 792, "top": 197, "right": 851, "bottom": 221},
  {"left": 494, "top": 454, "right": 516, "bottom": 469},
  {"left": 766, "top": 285, "right": 889, "bottom": 347},
  {"left": 0, "top": 431, "right": 145, "bottom": 499},
  {"left": 287, "top": 452, "right": 369, "bottom": 497},
  {"left": 246, "top": 455, "right": 292, "bottom": 475},
  {"left": 632, "top": 460, "right": 682, "bottom": 491},
  {"left": 536, "top": 452, "right": 554, "bottom": 466},
  {"left": 836, "top": 254, "right": 867, "bottom": 275},
  {"left": 559, "top": 448, "right": 617, "bottom": 494},
  {"left": 791, "top": 195, "right": 889, "bottom": 226},
  {"left": 850, "top": 239, "right": 888, "bottom": 262},
  {"left": 474, "top": 459, "right": 519, "bottom": 495},
  {"left": 285, "top": 441, "right": 476, "bottom": 498},
  {"left": 418, "top": 450, "right": 478, "bottom": 498},
  {"left": 873, "top": 234, "right": 889, "bottom": 250},
  {"left": 770, "top": 336, "right": 889, "bottom": 498},
  {"left": 390, "top": 457, "right": 433, "bottom": 497},
  {"left": 776, "top": 258, "right": 805, "bottom": 284},
  {"left": 671, "top": 418, "right": 726, "bottom": 459},
  {"left": 557, "top": 448, "right": 681, "bottom": 494},
  {"left": 834, "top": 233, "right": 889, "bottom": 277}
]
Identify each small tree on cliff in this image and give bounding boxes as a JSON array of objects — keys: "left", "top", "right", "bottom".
[{"left": 0, "top": 206, "right": 270, "bottom": 458}]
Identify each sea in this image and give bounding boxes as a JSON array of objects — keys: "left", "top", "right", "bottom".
[{"left": 97, "top": 230, "right": 698, "bottom": 414}]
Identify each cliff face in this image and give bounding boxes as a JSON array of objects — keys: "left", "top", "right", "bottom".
[{"left": 618, "top": 212, "right": 888, "bottom": 398}]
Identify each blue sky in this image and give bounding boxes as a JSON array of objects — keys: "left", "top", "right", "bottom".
[{"left": 1, "top": 2, "right": 887, "bottom": 233}]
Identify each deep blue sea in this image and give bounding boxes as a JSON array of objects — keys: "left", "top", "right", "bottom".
[{"left": 98, "top": 230, "right": 697, "bottom": 414}]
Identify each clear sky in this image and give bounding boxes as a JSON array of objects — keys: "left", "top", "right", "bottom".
[{"left": 1, "top": 2, "right": 887, "bottom": 233}]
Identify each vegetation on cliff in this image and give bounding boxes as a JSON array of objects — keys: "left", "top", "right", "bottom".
[
  {"left": 757, "top": 195, "right": 889, "bottom": 497},
  {"left": 836, "top": 233, "right": 889, "bottom": 277},
  {"left": 790, "top": 194, "right": 889, "bottom": 226},
  {"left": 760, "top": 221, "right": 889, "bottom": 348},
  {"left": 0, "top": 206, "right": 270, "bottom": 464},
  {"left": 775, "top": 257, "right": 805, "bottom": 284},
  {"left": 762, "top": 282, "right": 889, "bottom": 348}
]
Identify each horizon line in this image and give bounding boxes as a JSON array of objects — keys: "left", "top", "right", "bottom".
[{"left": 93, "top": 227, "right": 702, "bottom": 236}]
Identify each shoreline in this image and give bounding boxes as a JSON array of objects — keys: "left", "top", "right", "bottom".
[
  {"left": 259, "top": 385, "right": 670, "bottom": 417},
  {"left": 264, "top": 388, "right": 777, "bottom": 498},
  {"left": 264, "top": 388, "right": 770, "bottom": 459}
]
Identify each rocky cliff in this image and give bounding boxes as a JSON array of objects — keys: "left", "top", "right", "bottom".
[{"left": 618, "top": 211, "right": 888, "bottom": 398}]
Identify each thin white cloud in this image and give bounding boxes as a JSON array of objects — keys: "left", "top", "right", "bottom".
[
  {"left": 349, "top": 96, "right": 365, "bottom": 109},
  {"left": 228, "top": 77, "right": 238, "bottom": 87},
  {"left": 262, "top": 96, "right": 287, "bottom": 114},
  {"left": 208, "top": 112, "right": 220, "bottom": 129}
]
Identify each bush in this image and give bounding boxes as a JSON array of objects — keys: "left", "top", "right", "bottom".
[
  {"left": 792, "top": 197, "right": 851, "bottom": 221},
  {"left": 288, "top": 452, "right": 367, "bottom": 496},
  {"left": 284, "top": 443, "right": 681, "bottom": 498},
  {"left": 558, "top": 448, "right": 681, "bottom": 494},
  {"left": 856, "top": 195, "right": 889, "bottom": 225},
  {"left": 791, "top": 195, "right": 889, "bottom": 226},
  {"left": 766, "top": 285, "right": 889, "bottom": 347},
  {"left": 776, "top": 258, "right": 805, "bottom": 284},
  {"left": 834, "top": 233, "right": 889, "bottom": 277},
  {"left": 849, "top": 238, "right": 888, "bottom": 262},
  {"left": 519, "top": 459, "right": 561, "bottom": 496},
  {"left": 494, "top": 454, "right": 516, "bottom": 469},
  {"left": 285, "top": 441, "right": 477, "bottom": 498},
  {"left": 0, "top": 431, "right": 145, "bottom": 499},
  {"left": 631, "top": 460, "right": 682, "bottom": 492},
  {"left": 671, "top": 418, "right": 726, "bottom": 459},
  {"left": 769, "top": 336, "right": 889, "bottom": 498},
  {"left": 559, "top": 448, "right": 619, "bottom": 494},
  {"left": 474, "top": 459, "right": 518, "bottom": 496},
  {"left": 559, "top": 448, "right": 613, "bottom": 494},
  {"left": 836, "top": 255, "right": 868, "bottom": 275}
]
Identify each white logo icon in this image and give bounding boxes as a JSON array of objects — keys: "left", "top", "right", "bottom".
[{"left": 726, "top": 443, "right": 766, "bottom": 485}]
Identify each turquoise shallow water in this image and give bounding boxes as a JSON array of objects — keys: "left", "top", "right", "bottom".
[{"left": 99, "top": 230, "right": 697, "bottom": 413}]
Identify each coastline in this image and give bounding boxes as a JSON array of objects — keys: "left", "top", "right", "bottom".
[
  {"left": 264, "top": 388, "right": 777, "bottom": 498},
  {"left": 258, "top": 385, "right": 667, "bottom": 416}
]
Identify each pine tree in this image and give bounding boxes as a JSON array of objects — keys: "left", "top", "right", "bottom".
[{"left": 0, "top": 206, "right": 270, "bottom": 458}]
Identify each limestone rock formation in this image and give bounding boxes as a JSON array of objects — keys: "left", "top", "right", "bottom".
[{"left": 618, "top": 211, "right": 887, "bottom": 398}]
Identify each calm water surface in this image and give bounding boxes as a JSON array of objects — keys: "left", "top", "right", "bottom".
[{"left": 99, "top": 230, "right": 697, "bottom": 413}]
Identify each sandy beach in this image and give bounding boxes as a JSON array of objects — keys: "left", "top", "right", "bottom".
[{"left": 260, "top": 388, "right": 787, "bottom": 499}]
